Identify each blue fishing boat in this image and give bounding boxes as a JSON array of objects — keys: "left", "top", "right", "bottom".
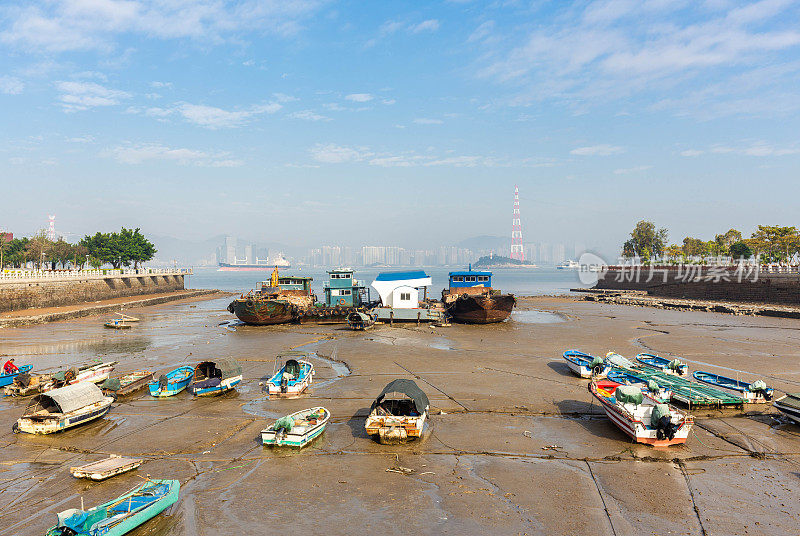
[
  {"left": 692, "top": 370, "right": 773, "bottom": 403},
  {"left": 189, "top": 359, "right": 242, "bottom": 397},
  {"left": 0, "top": 364, "right": 32, "bottom": 387},
  {"left": 148, "top": 366, "right": 194, "bottom": 397},
  {"left": 606, "top": 368, "right": 672, "bottom": 403},
  {"left": 562, "top": 350, "right": 607, "bottom": 378},
  {"left": 265, "top": 356, "right": 314, "bottom": 396},
  {"left": 47, "top": 479, "right": 179, "bottom": 536},
  {"left": 636, "top": 353, "right": 688, "bottom": 376}
]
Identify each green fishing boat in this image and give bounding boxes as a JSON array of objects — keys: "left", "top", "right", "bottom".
[{"left": 46, "top": 479, "right": 179, "bottom": 535}]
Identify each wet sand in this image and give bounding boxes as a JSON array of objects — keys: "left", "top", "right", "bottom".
[{"left": 1, "top": 295, "right": 799, "bottom": 535}]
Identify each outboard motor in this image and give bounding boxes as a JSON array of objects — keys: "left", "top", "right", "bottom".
[
  {"left": 280, "top": 376, "right": 288, "bottom": 393},
  {"left": 158, "top": 375, "right": 168, "bottom": 391},
  {"left": 655, "top": 416, "right": 676, "bottom": 440}
]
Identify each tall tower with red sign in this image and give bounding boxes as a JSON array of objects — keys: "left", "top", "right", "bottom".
[{"left": 510, "top": 186, "right": 524, "bottom": 261}]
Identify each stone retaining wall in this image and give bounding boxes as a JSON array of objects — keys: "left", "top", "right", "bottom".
[
  {"left": 595, "top": 266, "right": 800, "bottom": 305},
  {"left": 0, "top": 274, "right": 186, "bottom": 313}
]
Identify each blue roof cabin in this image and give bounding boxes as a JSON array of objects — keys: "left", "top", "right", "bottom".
[
  {"left": 448, "top": 268, "right": 492, "bottom": 289},
  {"left": 323, "top": 269, "right": 368, "bottom": 307},
  {"left": 371, "top": 270, "right": 432, "bottom": 309}
]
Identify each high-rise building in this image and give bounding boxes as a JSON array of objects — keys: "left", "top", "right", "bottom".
[{"left": 510, "top": 186, "right": 524, "bottom": 261}]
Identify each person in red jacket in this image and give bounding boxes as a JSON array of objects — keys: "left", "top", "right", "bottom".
[{"left": 3, "top": 358, "right": 19, "bottom": 375}]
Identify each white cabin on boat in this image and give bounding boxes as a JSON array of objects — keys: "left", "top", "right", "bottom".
[{"left": 371, "top": 271, "right": 432, "bottom": 309}]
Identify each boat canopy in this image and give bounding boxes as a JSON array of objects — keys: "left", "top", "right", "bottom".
[
  {"left": 28, "top": 382, "right": 105, "bottom": 414},
  {"left": 195, "top": 359, "right": 242, "bottom": 380},
  {"left": 371, "top": 271, "right": 432, "bottom": 306},
  {"left": 371, "top": 379, "right": 429, "bottom": 414},
  {"left": 284, "top": 359, "right": 302, "bottom": 377}
]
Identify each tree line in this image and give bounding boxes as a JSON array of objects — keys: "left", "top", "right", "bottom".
[
  {"left": 622, "top": 221, "right": 800, "bottom": 264},
  {"left": 0, "top": 228, "right": 157, "bottom": 270}
]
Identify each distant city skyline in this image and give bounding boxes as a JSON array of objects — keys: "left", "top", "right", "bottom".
[{"left": 2, "top": 2, "right": 799, "bottom": 257}]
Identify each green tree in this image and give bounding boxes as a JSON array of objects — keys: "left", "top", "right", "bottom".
[
  {"left": 749, "top": 225, "right": 800, "bottom": 262},
  {"left": 729, "top": 241, "right": 752, "bottom": 259},
  {"left": 681, "top": 237, "right": 708, "bottom": 259},
  {"left": 622, "top": 220, "right": 668, "bottom": 260},
  {"left": 25, "top": 231, "right": 52, "bottom": 270}
]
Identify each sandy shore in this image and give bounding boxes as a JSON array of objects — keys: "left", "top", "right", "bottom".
[{"left": 1, "top": 295, "right": 799, "bottom": 535}]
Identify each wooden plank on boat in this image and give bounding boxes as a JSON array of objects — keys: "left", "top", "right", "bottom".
[{"left": 70, "top": 456, "right": 142, "bottom": 481}]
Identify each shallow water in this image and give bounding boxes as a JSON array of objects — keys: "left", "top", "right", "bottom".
[{"left": 510, "top": 310, "right": 565, "bottom": 324}]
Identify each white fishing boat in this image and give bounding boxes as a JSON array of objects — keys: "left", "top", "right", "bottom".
[
  {"left": 70, "top": 361, "right": 118, "bottom": 385},
  {"left": 562, "top": 349, "right": 608, "bottom": 378},
  {"left": 265, "top": 356, "right": 314, "bottom": 396},
  {"left": 14, "top": 382, "right": 114, "bottom": 435},
  {"left": 261, "top": 407, "right": 330, "bottom": 448},
  {"left": 774, "top": 393, "right": 800, "bottom": 424},
  {"left": 589, "top": 379, "right": 693, "bottom": 447},
  {"left": 365, "top": 379, "right": 429, "bottom": 444}
]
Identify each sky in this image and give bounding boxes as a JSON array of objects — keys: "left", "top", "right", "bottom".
[{"left": 1, "top": 0, "right": 800, "bottom": 257}]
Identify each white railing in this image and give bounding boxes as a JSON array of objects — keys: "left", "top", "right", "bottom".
[{"left": 0, "top": 267, "right": 192, "bottom": 282}]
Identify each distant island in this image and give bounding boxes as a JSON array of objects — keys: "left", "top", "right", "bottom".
[{"left": 473, "top": 255, "right": 537, "bottom": 269}]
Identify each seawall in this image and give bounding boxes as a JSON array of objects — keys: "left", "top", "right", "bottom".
[
  {"left": 594, "top": 265, "right": 800, "bottom": 305},
  {"left": 0, "top": 269, "right": 192, "bottom": 313}
]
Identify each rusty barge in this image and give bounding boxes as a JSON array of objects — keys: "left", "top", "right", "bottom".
[{"left": 441, "top": 267, "right": 516, "bottom": 324}]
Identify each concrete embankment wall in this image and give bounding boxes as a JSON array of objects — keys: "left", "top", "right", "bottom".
[
  {"left": 0, "top": 274, "right": 186, "bottom": 313},
  {"left": 595, "top": 267, "right": 800, "bottom": 305}
]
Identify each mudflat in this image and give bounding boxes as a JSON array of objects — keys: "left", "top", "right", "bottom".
[{"left": 1, "top": 295, "right": 799, "bottom": 535}]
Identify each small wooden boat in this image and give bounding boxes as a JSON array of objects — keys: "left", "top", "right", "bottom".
[
  {"left": 46, "top": 479, "right": 179, "bottom": 536},
  {"left": 636, "top": 353, "right": 688, "bottom": 376},
  {"left": 589, "top": 379, "right": 693, "bottom": 446},
  {"left": 365, "top": 379, "right": 429, "bottom": 444},
  {"left": 774, "top": 393, "right": 800, "bottom": 424},
  {"left": 14, "top": 382, "right": 114, "bottom": 435},
  {"left": 71, "top": 455, "right": 143, "bottom": 481},
  {"left": 115, "top": 312, "right": 140, "bottom": 322},
  {"left": 0, "top": 364, "right": 33, "bottom": 387},
  {"left": 104, "top": 319, "right": 132, "bottom": 329},
  {"left": 261, "top": 407, "right": 330, "bottom": 447},
  {"left": 606, "top": 368, "right": 672, "bottom": 403},
  {"left": 692, "top": 370, "right": 773, "bottom": 402},
  {"left": 149, "top": 365, "right": 194, "bottom": 397},
  {"left": 265, "top": 356, "right": 314, "bottom": 396},
  {"left": 562, "top": 350, "right": 607, "bottom": 378},
  {"left": 347, "top": 311, "right": 375, "bottom": 330},
  {"left": 4, "top": 372, "right": 62, "bottom": 397},
  {"left": 189, "top": 359, "right": 242, "bottom": 396},
  {"left": 101, "top": 370, "right": 154, "bottom": 397},
  {"left": 69, "top": 361, "right": 118, "bottom": 385}
]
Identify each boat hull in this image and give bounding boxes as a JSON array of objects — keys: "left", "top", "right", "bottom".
[
  {"left": 262, "top": 407, "right": 330, "bottom": 448},
  {"left": 17, "top": 399, "right": 113, "bottom": 435},
  {"left": 190, "top": 376, "right": 242, "bottom": 397},
  {"left": 365, "top": 415, "right": 426, "bottom": 444},
  {"left": 446, "top": 293, "right": 516, "bottom": 324},
  {"left": 229, "top": 298, "right": 295, "bottom": 325},
  {"left": 774, "top": 395, "right": 800, "bottom": 424},
  {"left": 0, "top": 365, "right": 33, "bottom": 387},
  {"left": 148, "top": 366, "right": 194, "bottom": 397}
]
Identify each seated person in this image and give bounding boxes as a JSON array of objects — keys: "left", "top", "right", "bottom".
[{"left": 3, "top": 358, "right": 19, "bottom": 375}]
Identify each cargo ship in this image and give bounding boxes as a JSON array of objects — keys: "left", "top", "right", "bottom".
[
  {"left": 441, "top": 266, "right": 516, "bottom": 324},
  {"left": 228, "top": 268, "right": 370, "bottom": 325}
]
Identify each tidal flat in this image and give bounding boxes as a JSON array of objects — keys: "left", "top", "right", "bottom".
[{"left": 1, "top": 295, "right": 799, "bottom": 535}]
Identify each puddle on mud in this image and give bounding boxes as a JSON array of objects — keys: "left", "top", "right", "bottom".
[{"left": 511, "top": 310, "right": 565, "bottom": 324}]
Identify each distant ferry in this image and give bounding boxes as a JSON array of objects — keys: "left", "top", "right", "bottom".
[
  {"left": 556, "top": 260, "right": 581, "bottom": 270},
  {"left": 219, "top": 254, "right": 291, "bottom": 270}
]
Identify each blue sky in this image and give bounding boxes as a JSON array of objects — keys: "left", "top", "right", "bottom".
[{"left": 1, "top": 0, "right": 799, "bottom": 255}]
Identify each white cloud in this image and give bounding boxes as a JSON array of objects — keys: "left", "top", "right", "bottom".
[
  {"left": 1, "top": 1, "right": 325, "bottom": 53},
  {"left": 476, "top": 1, "right": 800, "bottom": 114},
  {"left": 55, "top": 80, "right": 130, "bottom": 110},
  {"left": 176, "top": 102, "right": 281, "bottom": 128},
  {"left": 413, "top": 118, "right": 443, "bottom": 124},
  {"left": 681, "top": 141, "right": 800, "bottom": 156},
  {"left": 613, "top": 165, "right": 652, "bottom": 174},
  {"left": 410, "top": 19, "right": 440, "bottom": 33},
  {"left": 273, "top": 92, "right": 298, "bottom": 103},
  {"left": 571, "top": 144, "right": 625, "bottom": 156},
  {"left": 382, "top": 98, "right": 396, "bottom": 105},
  {"left": 110, "top": 142, "right": 243, "bottom": 167},
  {"left": 0, "top": 76, "right": 24, "bottom": 95},
  {"left": 345, "top": 93, "right": 374, "bottom": 102},
  {"left": 310, "top": 143, "right": 372, "bottom": 163},
  {"left": 66, "top": 135, "right": 95, "bottom": 143},
  {"left": 289, "top": 109, "right": 330, "bottom": 121},
  {"left": 681, "top": 149, "right": 704, "bottom": 156},
  {"left": 151, "top": 81, "right": 172, "bottom": 88},
  {"left": 468, "top": 20, "right": 494, "bottom": 43}
]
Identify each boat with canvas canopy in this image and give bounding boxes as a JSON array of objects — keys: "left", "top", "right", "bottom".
[
  {"left": 14, "top": 382, "right": 114, "bottom": 434},
  {"left": 774, "top": 393, "right": 800, "bottom": 424},
  {"left": 606, "top": 368, "right": 672, "bottom": 403},
  {"left": 562, "top": 350, "right": 607, "bottom": 378},
  {"left": 261, "top": 407, "right": 330, "bottom": 447},
  {"left": 365, "top": 379, "right": 429, "bottom": 444},
  {"left": 692, "top": 370, "right": 773, "bottom": 403},
  {"left": 636, "top": 353, "right": 688, "bottom": 376},
  {"left": 589, "top": 379, "right": 693, "bottom": 446},
  {"left": 47, "top": 479, "right": 179, "bottom": 536},
  {"left": 189, "top": 359, "right": 242, "bottom": 396}
]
